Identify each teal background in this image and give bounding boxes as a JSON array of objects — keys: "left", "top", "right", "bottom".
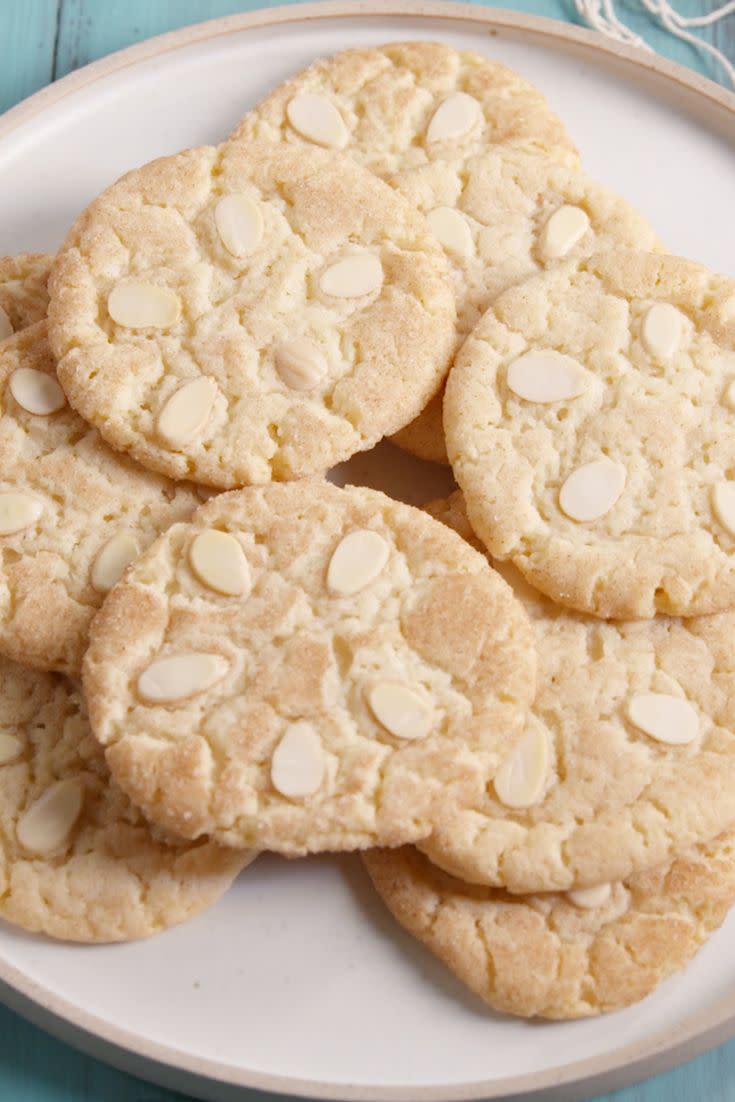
[{"left": 0, "top": 1, "right": 733, "bottom": 1099}]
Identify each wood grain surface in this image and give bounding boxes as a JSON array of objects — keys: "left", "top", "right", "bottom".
[{"left": 0, "top": 2, "right": 734, "bottom": 1101}]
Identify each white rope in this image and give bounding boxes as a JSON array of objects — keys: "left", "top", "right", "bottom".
[{"left": 574, "top": 0, "right": 735, "bottom": 87}]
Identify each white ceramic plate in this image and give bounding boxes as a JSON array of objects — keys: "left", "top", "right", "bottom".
[{"left": 1, "top": 4, "right": 735, "bottom": 1100}]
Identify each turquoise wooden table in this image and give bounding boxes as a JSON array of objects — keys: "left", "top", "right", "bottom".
[{"left": 1, "top": 2, "right": 734, "bottom": 1100}]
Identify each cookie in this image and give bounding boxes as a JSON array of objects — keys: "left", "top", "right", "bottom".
[
  {"left": 0, "top": 322, "right": 201, "bottom": 675},
  {"left": 391, "top": 152, "right": 662, "bottom": 464},
  {"left": 0, "top": 253, "right": 53, "bottom": 341},
  {"left": 444, "top": 250, "right": 735, "bottom": 618},
  {"left": 48, "top": 142, "right": 456, "bottom": 489},
  {"left": 363, "top": 833, "right": 735, "bottom": 1019},
  {"left": 0, "top": 658, "right": 251, "bottom": 943},
  {"left": 82, "top": 481, "right": 536, "bottom": 855},
  {"left": 230, "top": 42, "right": 579, "bottom": 179},
  {"left": 420, "top": 493, "right": 735, "bottom": 893}
]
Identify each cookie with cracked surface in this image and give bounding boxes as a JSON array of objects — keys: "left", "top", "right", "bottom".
[
  {"left": 419, "top": 492, "right": 735, "bottom": 893},
  {"left": 82, "top": 481, "right": 536, "bottom": 855},
  {"left": 230, "top": 42, "right": 578, "bottom": 179},
  {"left": 363, "top": 833, "right": 735, "bottom": 1019},
  {"left": 445, "top": 250, "right": 735, "bottom": 619},
  {"left": 391, "top": 152, "right": 662, "bottom": 464},
  {"left": 0, "top": 322, "right": 201, "bottom": 675},
  {"left": 48, "top": 142, "right": 456, "bottom": 488},
  {"left": 0, "top": 658, "right": 251, "bottom": 943},
  {"left": 0, "top": 253, "right": 53, "bottom": 342}
]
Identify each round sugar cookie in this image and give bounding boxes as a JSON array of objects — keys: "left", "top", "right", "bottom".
[
  {"left": 48, "top": 142, "right": 456, "bottom": 489},
  {"left": 363, "top": 833, "right": 735, "bottom": 1019},
  {"left": 0, "top": 252, "right": 53, "bottom": 341},
  {"left": 82, "top": 482, "right": 536, "bottom": 855},
  {"left": 230, "top": 42, "right": 579, "bottom": 179},
  {"left": 0, "top": 658, "right": 251, "bottom": 943},
  {"left": 0, "top": 322, "right": 201, "bottom": 676},
  {"left": 445, "top": 250, "right": 735, "bottom": 619},
  {"left": 390, "top": 152, "right": 662, "bottom": 464},
  {"left": 419, "top": 493, "right": 735, "bottom": 893},
  {"left": 0, "top": 253, "right": 53, "bottom": 341}
]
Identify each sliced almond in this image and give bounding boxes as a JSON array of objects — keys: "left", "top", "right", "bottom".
[
  {"left": 627, "top": 692, "right": 699, "bottom": 745},
  {"left": 368, "top": 682, "right": 433, "bottom": 741},
  {"left": 713, "top": 482, "right": 735, "bottom": 537},
  {"left": 641, "top": 303, "right": 684, "bottom": 361},
  {"left": 108, "top": 281, "right": 181, "bottom": 329},
  {"left": 0, "top": 733, "right": 22, "bottom": 765},
  {"left": 17, "top": 778, "right": 84, "bottom": 856},
  {"left": 494, "top": 719, "right": 550, "bottom": 809},
  {"left": 426, "top": 93, "right": 481, "bottom": 143},
  {"left": 9, "top": 368, "right": 66, "bottom": 415},
  {"left": 507, "top": 350, "right": 588, "bottom": 403},
  {"left": 189, "top": 529, "right": 251, "bottom": 597},
  {"left": 0, "top": 306, "right": 12, "bottom": 341},
  {"left": 568, "top": 883, "right": 612, "bottom": 909},
  {"left": 559, "top": 458, "right": 626, "bottom": 522},
  {"left": 320, "top": 254, "right": 383, "bottom": 299},
  {"left": 286, "top": 93, "right": 348, "bottom": 149},
  {"left": 426, "top": 207, "right": 473, "bottom": 259},
  {"left": 327, "top": 529, "right": 390, "bottom": 596},
  {"left": 271, "top": 721, "right": 325, "bottom": 798},
  {"left": 0, "top": 492, "right": 43, "bottom": 536},
  {"left": 137, "top": 652, "right": 230, "bottom": 704},
  {"left": 214, "top": 194, "right": 263, "bottom": 257},
  {"left": 91, "top": 530, "right": 140, "bottom": 593},
  {"left": 275, "top": 339, "right": 327, "bottom": 390},
  {"left": 156, "top": 377, "right": 218, "bottom": 449},
  {"left": 539, "top": 205, "right": 590, "bottom": 260}
]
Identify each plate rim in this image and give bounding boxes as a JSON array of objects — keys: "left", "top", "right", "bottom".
[{"left": 1, "top": 2, "right": 735, "bottom": 1099}]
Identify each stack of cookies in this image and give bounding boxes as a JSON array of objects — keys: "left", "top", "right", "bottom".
[{"left": 1, "top": 41, "right": 734, "bottom": 1022}]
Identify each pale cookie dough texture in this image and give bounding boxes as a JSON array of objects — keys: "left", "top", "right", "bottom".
[
  {"left": 231, "top": 41, "right": 580, "bottom": 468},
  {"left": 421, "top": 493, "right": 735, "bottom": 893},
  {"left": 363, "top": 833, "right": 735, "bottom": 1019},
  {"left": 445, "top": 250, "right": 735, "bottom": 619},
  {"left": 0, "top": 322, "right": 201, "bottom": 675},
  {"left": 230, "top": 42, "right": 578, "bottom": 179},
  {"left": 0, "top": 253, "right": 53, "bottom": 341},
  {"left": 390, "top": 153, "right": 661, "bottom": 464},
  {"left": 82, "top": 482, "right": 536, "bottom": 855},
  {"left": 48, "top": 142, "right": 456, "bottom": 488},
  {"left": 0, "top": 658, "right": 251, "bottom": 943}
]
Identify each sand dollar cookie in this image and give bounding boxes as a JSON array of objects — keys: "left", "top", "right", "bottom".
[
  {"left": 445, "top": 250, "right": 735, "bottom": 618},
  {"left": 0, "top": 253, "right": 53, "bottom": 341},
  {"left": 418, "top": 493, "right": 735, "bottom": 893},
  {"left": 0, "top": 658, "right": 251, "bottom": 942},
  {"left": 364, "top": 833, "right": 735, "bottom": 1019},
  {"left": 390, "top": 152, "right": 661, "bottom": 464},
  {"left": 230, "top": 42, "right": 578, "bottom": 178},
  {"left": 48, "top": 142, "right": 455, "bottom": 488},
  {"left": 0, "top": 322, "right": 200, "bottom": 675},
  {"left": 82, "top": 482, "right": 536, "bottom": 855}
]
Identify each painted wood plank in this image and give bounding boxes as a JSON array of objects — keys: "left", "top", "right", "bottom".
[
  {"left": 52, "top": 0, "right": 314, "bottom": 79},
  {"left": 0, "top": 0, "right": 59, "bottom": 113}
]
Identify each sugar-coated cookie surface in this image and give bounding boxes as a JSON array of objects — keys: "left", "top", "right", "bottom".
[
  {"left": 0, "top": 322, "right": 201, "bottom": 676},
  {"left": 0, "top": 658, "right": 251, "bottom": 943},
  {"left": 364, "top": 833, "right": 735, "bottom": 1019},
  {"left": 391, "top": 152, "right": 661, "bottom": 464},
  {"left": 0, "top": 253, "right": 53, "bottom": 341},
  {"left": 422, "top": 493, "right": 735, "bottom": 892},
  {"left": 445, "top": 251, "right": 735, "bottom": 618},
  {"left": 48, "top": 143, "right": 456, "bottom": 488},
  {"left": 82, "top": 482, "right": 536, "bottom": 855},
  {"left": 230, "top": 42, "right": 578, "bottom": 178}
]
